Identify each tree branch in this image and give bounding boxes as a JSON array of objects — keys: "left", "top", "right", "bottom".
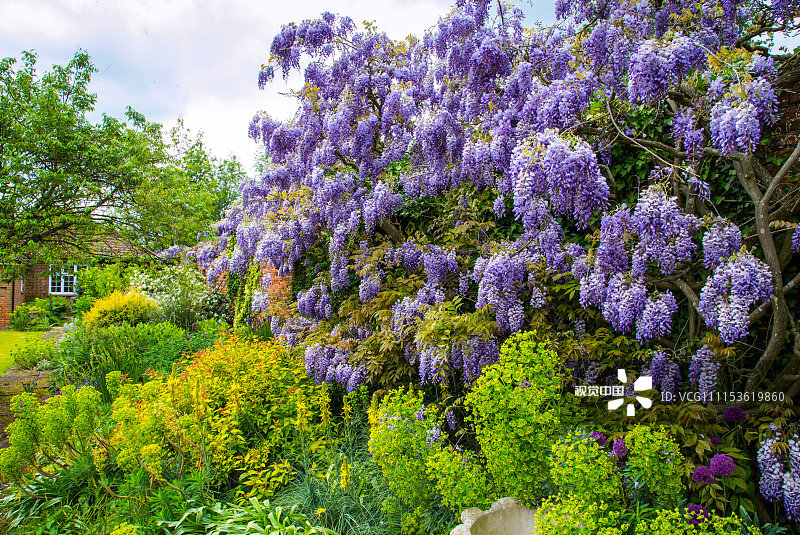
[{"left": 763, "top": 138, "right": 800, "bottom": 204}]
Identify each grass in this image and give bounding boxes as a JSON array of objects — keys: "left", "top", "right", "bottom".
[{"left": 0, "top": 330, "right": 43, "bottom": 374}]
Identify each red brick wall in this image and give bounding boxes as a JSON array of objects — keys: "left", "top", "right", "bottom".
[
  {"left": 0, "top": 279, "right": 26, "bottom": 330},
  {"left": 23, "top": 265, "right": 50, "bottom": 301}
]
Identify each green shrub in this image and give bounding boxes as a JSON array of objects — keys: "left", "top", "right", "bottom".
[
  {"left": 550, "top": 432, "right": 623, "bottom": 505},
  {"left": 368, "top": 388, "right": 439, "bottom": 513},
  {"left": 11, "top": 337, "right": 56, "bottom": 369},
  {"left": 9, "top": 296, "right": 72, "bottom": 331},
  {"left": 464, "top": 330, "right": 569, "bottom": 504},
  {"left": 109, "top": 337, "right": 331, "bottom": 496},
  {"left": 76, "top": 263, "right": 131, "bottom": 310},
  {"left": 534, "top": 494, "right": 628, "bottom": 535},
  {"left": 425, "top": 445, "right": 494, "bottom": 514},
  {"left": 81, "top": 291, "right": 160, "bottom": 330},
  {"left": 635, "top": 508, "right": 763, "bottom": 534},
  {"left": 625, "top": 425, "right": 686, "bottom": 508},
  {"left": 52, "top": 320, "right": 226, "bottom": 399}
]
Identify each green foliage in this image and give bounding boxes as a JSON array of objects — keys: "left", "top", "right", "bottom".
[
  {"left": 120, "top": 120, "right": 246, "bottom": 253},
  {"left": 227, "top": 263, "right": 263, "bottom": 330},
  {"left": 0, "top": 384, "right": 103, "bottom": 485},
  {"left": 534, "top": 497, "right": 766, "bottom": 535},
  {"left": 156, "top": 498, "right": 338, "bottom": 534},
  {"left": 368, "top": 388, "right": 439, "bottom": 512},
  {"left": 75, "top": 263, "right": 132, "bottom": 314},
  {"left": 0, "top": 50, "right": 163, "bottom": 279},
  {"left": 272, "top": 397, "right": 398, "bottom": 535},
  {"left": 81, "top": 290, "right": 160, "bottom": 330},
  {"left": 534, "top": 494, "right": 628, "bottom": 535},
  {"left": 109, "top": 337, "right": 331, "bottom": 497},
  {"left": 550, "top": 433, "right": 623, "bottom": 505},
  {"left": 52, "top": 320, "right": 225, "bottom": 401},
  {"left": 625, "top": 425, "right": 686, "bottom": 508},
  {"left": 11, "top": 337, "right": 56, "bottom": 369},
  {"left": 634, "top": 508, "right": 763, "bottom": 534},
  {"left": 9, "top": 296, "right": 72, "bottom": 331},
  {"left": 464, "top": 330, "right": 569, "bottom": 504},
  {"left": 367, "top": 388, "right": 462, "bottom": 534},
  {"left": 425, "top": 445, "right": 494, "bottom": 513}
]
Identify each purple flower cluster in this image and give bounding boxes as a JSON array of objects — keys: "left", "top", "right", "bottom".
[
  {"left": 297, "top": 283, "right": 332, "bottom": 320},
  {"left": 723, "top": 406, "right": 747, "bottom": 425},
  {"left": 672, "top": 108, "right": 704, "bottom": 159},
  {"left": 709, "top": 454, "right": 735, "bottom": 477},
  {"left": 699, "top": 252, "right": 773, "bottom": 344},
  {"left": 304, "top": 343, "right": 366, "bottom": 392},
  {"left": 758, "top": 429, "right": 784, "bottom": 503},
  {"left": 648, "top": 351, "right": 682, "bottom": 402},
  {"left": 703, "top": 218, "right": 742, "bottom": 269},
  {"left": 686, "top": 504, "right": 709, "bottom": 525},
  {"left": 613, "top": 438, "right": 628, "bottom": 457},
  {"left": 473, "top": 251, "right": 528, "bottom": 333},
  {"left": 692, "top": 466, "right": 716, "bottom": 485},
  {"left": 423, "top": 246, "right": 459, "bottom": 286},
  {"left": 786, "top": 471, "right": 800, "bottom": 522},
  {"left": 510, "top": 130, "right": 609, "bottom": 231},
  {"left": 590, "top": 432, "right": 608, "bottom": 446},
  {"left": 689, "top": 345, "right": 719, "bottom": 403},
  {"left": 635, "top": 291, "right": 678, "bottom": 343}
]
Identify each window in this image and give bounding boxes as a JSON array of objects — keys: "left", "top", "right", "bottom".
[{"left": 49, "top": 265, "right": 80, "bottom": 295}]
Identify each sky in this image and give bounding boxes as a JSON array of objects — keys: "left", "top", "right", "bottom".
[{"left": 0, "top": 0, "right": 556, "bottom": 174}]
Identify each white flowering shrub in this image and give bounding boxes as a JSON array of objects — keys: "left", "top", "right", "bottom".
[{"left": 129, "top": 264, "right": 230, "bottom": 328}]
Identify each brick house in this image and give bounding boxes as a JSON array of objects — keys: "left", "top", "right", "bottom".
[
  {"left": 0, "top": 239, "right": 137, "bottom": 329},
  {"left": 0, "top": 265, "right": 84, "bottom": 329}
]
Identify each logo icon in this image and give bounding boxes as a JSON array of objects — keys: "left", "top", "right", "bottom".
[{"left": 608, "top": 369, "right": 653, "bottom": 416}]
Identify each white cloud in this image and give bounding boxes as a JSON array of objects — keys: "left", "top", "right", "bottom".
[{"left": 2, "top": 0, "right": 554, "bottom": 173}]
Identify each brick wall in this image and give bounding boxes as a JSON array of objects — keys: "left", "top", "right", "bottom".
[
  {"left": 0, "top": 279, "right": 26, "bottom": 330},
  {"left": 23, "top": 265, "right": 50, "bottom": 301},
  {"left": 0, "top": 284, "right": 11, "bottom": 330}
]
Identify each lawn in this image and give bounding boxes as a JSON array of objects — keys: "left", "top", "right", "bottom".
[{"left": 0, "top": 331, "right": 43, "bottom": 374}]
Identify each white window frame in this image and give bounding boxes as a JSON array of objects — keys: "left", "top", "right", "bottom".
[{"left": 49, "top": 265, "right": 81, "bottom": 296}]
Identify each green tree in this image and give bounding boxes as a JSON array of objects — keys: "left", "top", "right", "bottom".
[
  {"left": 0, "top": 50, "right": 245, "bottom": 276},
  {"left": 0, "top": 50, "right": 162, "bottom": 279},
  {"left": 119, "top": 119, "right": 245, "bottom": 252}
]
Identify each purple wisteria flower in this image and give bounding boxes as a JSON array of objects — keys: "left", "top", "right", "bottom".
[
  {"left": 710, "top": 454, "right": 735, "bottom": 477},
  {"left": 692, "top": 466, "right": 716, "bottom": 485}
]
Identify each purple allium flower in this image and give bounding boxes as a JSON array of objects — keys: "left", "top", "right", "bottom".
[
  {"left": 590, "top": 432, "right": 607, "bottom": 446},
  {"left": 686, "top": 504, "right": 709, "bottom": 525},
  {"left": 710, "top": 437, "right": 720, "bottom": 446},
  {"left": 710, "top": 454, "right": 735, "bottom": 477},
  {"left": 723, "top": 406, "right": 747, "bottom": 425},
  {"left": 692, "top": 466, "right": 717, "bottom": 485},
  {"left": 613, "top": 438, "right": 628, "bottom": 457}
]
